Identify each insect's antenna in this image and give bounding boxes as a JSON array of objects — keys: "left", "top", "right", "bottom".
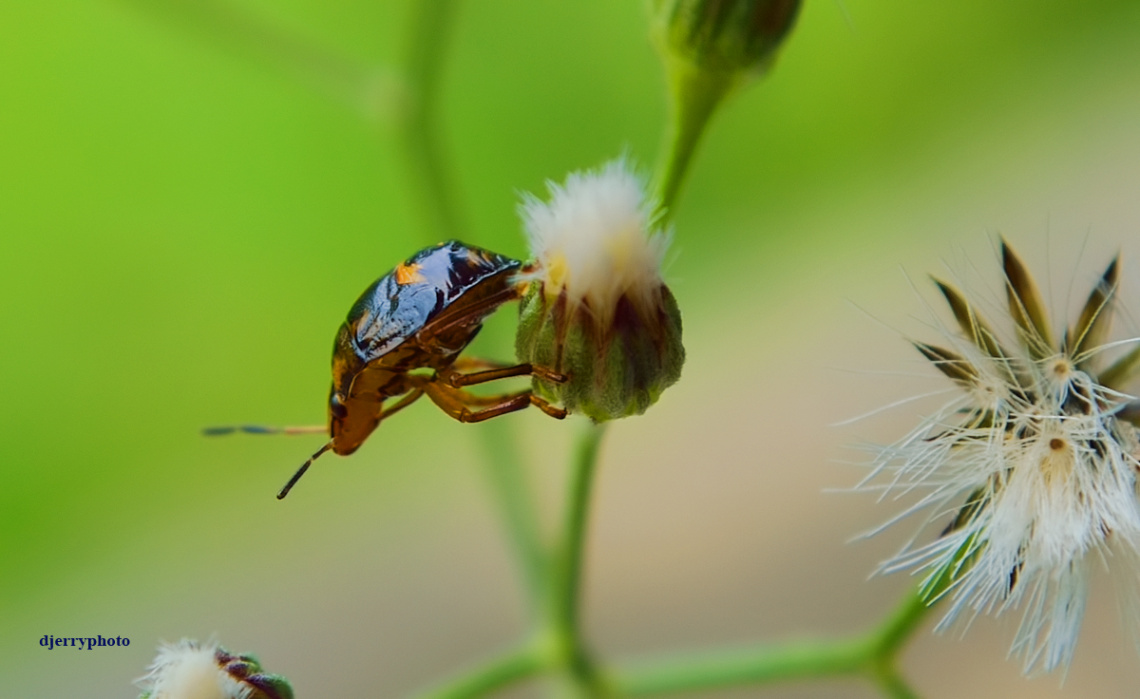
[
  {"left": 277, "top": 441, "right": 334, "bottom": 500},
  {"left": 202, "top": 425, "right": 327, "bottom": 436}
]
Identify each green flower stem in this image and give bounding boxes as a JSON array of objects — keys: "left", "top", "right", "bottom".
[
  {"left": 614, "top": 588, "right": 932, "bottom": 697},
  {"left": 416, "top": 422, "right": 612, "bottom": 699},
  {"left": 399, "top": 0, "right": 548, "bottom": 613},
  {"left": 871, "top": 668, "right": 920, "bottom": 699},
  {"left": 546, "top": 420, "right": 611, "bottom": 696},
  {"left": 475, "top": 419, "right": 549, "bottom": 611},
  {"left": 612, "top": 642, "right": 880, "bottom": 696},
  {"left": 402, "top": 0, "right": 465, "bottom": 241},
  {"left": 616, "top": 639, "right": 867, "bottom": 696},
  {"left": 126, "top": 0, "right": 395, "bottom": 117},
  {"left": 412, "top": 644, "right": 546, "bottom": 699},
  {"left": 652, "top": 58, "right": 735, "bottom": 222},
  {"left": 867, "top": 587, "right": 931, "bottom": 661}
]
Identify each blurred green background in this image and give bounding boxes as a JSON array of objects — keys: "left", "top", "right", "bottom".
[{"left": 4, "top": 1, "right": 1140, "bottom": 697}]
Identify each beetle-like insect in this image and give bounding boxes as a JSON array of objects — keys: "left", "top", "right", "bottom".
[{"left": 207, "top": 240, "right": 567, "bottom": 498}]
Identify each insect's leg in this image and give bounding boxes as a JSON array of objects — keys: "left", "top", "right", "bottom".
[
  {"left": 449, "top": 356, "right": 506, "bottom": 371},
  {"left": 443, "top": 387, "right": 512, "bottom": 407},
  {"left": 380, "top": 386, "right": 425, "bottom": 419},
  {"left": 421, "top": 380, "right": 526, "bottom": 422},
  {"left": 523, "top": 393, "right": 567, "bottom": 419},
  {"left": 445, "top": 384, "right": 568, "bottom": 419},
  {"left": 421, "top": 380, "right": 567, "bottom": 423},
  {"left": 442, "top": 362, "right": 567, "bottom": 388}
]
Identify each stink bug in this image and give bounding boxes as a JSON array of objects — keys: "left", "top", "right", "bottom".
[{"left": 207, "top": 240, "right": 567, "bottom": 498}]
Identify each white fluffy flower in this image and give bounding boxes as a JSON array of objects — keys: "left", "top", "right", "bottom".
[
  {"left": 138, "top": 640, "right": 244, "bottom": 699},
  {"left": 519, "top": 158, "right": 670, "bottom": 328},
  {"left": 863, "top": 241, "right": 1140, "bottom": 674},
  {"left": 514, "top": 158, "right": 684, "bottom": 422},
  {"left": 137, "top": 639, "right": 292, "bottom": 699}
]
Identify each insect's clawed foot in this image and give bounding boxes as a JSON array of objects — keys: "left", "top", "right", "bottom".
[{"left": 530, "top": 394, "right": 568, "bottom": 419}]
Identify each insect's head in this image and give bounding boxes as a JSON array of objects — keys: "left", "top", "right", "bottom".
[
  {"left": 327, "top": 387, "right": 381, "bottom": 457},
  {"left": 272, "top": 387, "right": 378, "bottom": 501},
  {"left": 273, "top": 342, "right": 379, "bottom": 500}
]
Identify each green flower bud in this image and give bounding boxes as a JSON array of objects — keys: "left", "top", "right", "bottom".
[
  {"left": 647, "top": 0, "right": 801, "bottom": 217},
  {"left": 649, "top": 0, "right": 802, "bottom": 76},
  {"left": 516, "top": 160, "right": 685, "bottom": 422}
]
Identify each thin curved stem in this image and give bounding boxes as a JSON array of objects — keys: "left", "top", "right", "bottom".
[
  {"left": 868, "top": 588, "right": 930, "bottom": 659},
  {"left": 652, "top": 59, "right": 734, "bottom": 223},
  {"left": 411, "top": 644, "right": 545, "bottom": 699},
  {"left": 127, "top": 0, "right": 401, "bottom": 120},
  {"left": 617, "top": 638, "right": 868, "bottom": 696},
  {"left": 548, "top": 420, "right": 611, "bottom": 696},
  {"left": 871, "top": 667, "right": 920, "bottom": 699},
  {"left": 399, "top": 0, "right": 547, "bottom": 614},
  {"left": 613, "top": 587, "right": 933, "bottom": 697},
  {"left": 475, "top": 419, "right": 548, "bottom": 610},
  {"left": 402, "top": 0, "right": 466, "bottom": 240}
]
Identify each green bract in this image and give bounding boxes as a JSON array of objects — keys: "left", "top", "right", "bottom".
[
  {"left": 516, "top": 281, "right": 684, "bottom": 423},
  {"left": 649, "top": 0, "right": 801, "bottom": 76}
]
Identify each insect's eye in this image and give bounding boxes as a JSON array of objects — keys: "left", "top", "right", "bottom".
[{"left": 329, "top": 393, "right": 349, "bottom": 420}]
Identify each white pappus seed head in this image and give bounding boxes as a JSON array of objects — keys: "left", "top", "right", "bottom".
[
  {"left": 137, "top": 639, "right": 293, "bottom": 699},
  {"left": 519, "top": 159, "right": 670, "bottom": 328},
  {"left": 860, "top": 240, "right": 1140, "bottom": 675}
]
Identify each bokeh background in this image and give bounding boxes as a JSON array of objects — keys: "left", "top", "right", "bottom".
[{"left": 4, "top": 1, "right": 1140, "bottom": 697}]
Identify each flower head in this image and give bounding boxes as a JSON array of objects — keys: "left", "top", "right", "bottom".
[
  {"left": 649, "top": 0, "right": 802, "bottom": 77},
  {"left": 515, "top": 160, "right": 684, "bottom": 422},
  {"left": 863, "top": 241, "right": 1140, "bottom": 674},
  {"left": 137, "top": 639, "right": 293, "bottom": 699}
]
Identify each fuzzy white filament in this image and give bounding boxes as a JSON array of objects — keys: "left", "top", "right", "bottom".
[
  {"left": 138, "top": 640, "right": 250, "bottom": 699},
  {"left": 863, "top": 244, "right": 1140, "bottom": 674},
  {"left": 520, "top": 159, "right": 670, "bottom": 326}
]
